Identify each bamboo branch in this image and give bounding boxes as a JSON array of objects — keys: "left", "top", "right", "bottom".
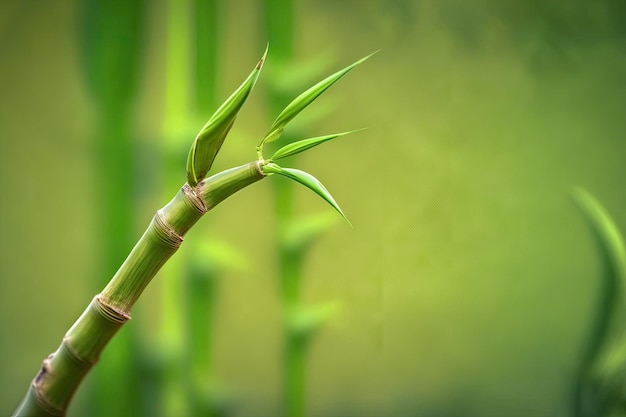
[{"left": 13, "top": 48, "right": 371, "bottom": 417}]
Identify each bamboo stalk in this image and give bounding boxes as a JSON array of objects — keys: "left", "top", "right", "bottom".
[
  {"left": 184, "top": 255, "right": 219, "bottom": 414},
  {"left": 77, "top": 1, "right": 146, "bottom": 415},
  {"left": 13, "top": 46, "right": 366, "bottom": 417},
  {"left": 187, "top": 2, "right": 227, "bottom": 414},
  {"left": 194, "top": 0, "right": 219, "bottom": 115},
  {"left": 13, "top": 161, "right": 266, "bottom": 417},
  {"left": 284, "top": 331, "right": 307, "bottom": 417},
  {"left": 263, "top": 2, "right": 316, "bottom": 416},
  {"left": 160, "top": 0, "right": 193, "bottom": 415}
]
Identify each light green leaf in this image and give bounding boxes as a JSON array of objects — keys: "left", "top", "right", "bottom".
[
  {"left": 572, "top": 187, "right": 626, "bottom": 283},
  {"left": 269, "top": 130, "right": 361, "bottom": 161},
  {"left": 258, "top": 51, "right": 377, "bottom": 149},
  {"left": 571, "top": 187, "right": 626, "bottom": 415},
  {"left": 186, "top": 46, "right": 268, "bottom": 185},
  {"left": 262, "top": 162, "right": 351, "bottom": 226}
]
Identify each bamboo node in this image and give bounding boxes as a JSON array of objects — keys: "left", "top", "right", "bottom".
[
  {"left": 32, "top": 356, "right": 64, "bottom": 416},
  {"left": 154, "top": 210, "right": 184, "bottom": 248},
  {"left": 34, "top": 354, "right": 52, "bottom": 384},
  {"left": 182, "top": 183, "right": 208, "bottom": 214},
  {"left": 253, "top": 159, "right": 265, "bottom": 177},
  {"left": 94, "top": 294, "right": 131, "bottom": 324}
]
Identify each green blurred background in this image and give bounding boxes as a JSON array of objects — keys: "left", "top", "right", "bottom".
[{"left": 1, "top": 0, "right": 626, "bottom": 416}]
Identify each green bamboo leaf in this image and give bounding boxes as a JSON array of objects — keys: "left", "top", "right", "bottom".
[
  {"left": 571, "top": 187, "right": 626, "bottom": 416},
  {"left": 262, "top": 162, "right": 351, "bottom": 226},
  {"left": 258, "top": 51, "right": 377, "bottom": 149},
  {"left": 186, "top": 46, "right": 268, "bottom": 185},
  {"left": 572, "top": 187, "right": 626, "bottom": 284},
  {"left": 269, "top": 130, "right": 362, "bottom": 161}
]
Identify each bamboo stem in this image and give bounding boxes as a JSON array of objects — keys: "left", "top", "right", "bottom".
[
  {"left": 78, "top": 1, "right": 147, "bottom": 415},
  {"left": 187, "top": 3, "right": 224, "bottom": 414},
  {"left": 13, "top": 161, "right": 265, "bottom": 417},
  {"left": 262, "top": 2, "right": 315, "bottom": 416},
  {"left": 161, "top": 1, "right": 193, "bottom": 415},
  {"left": 194, "top": 0, "right": 219, "bottom": 115},
  {"left": 284, "top": 332, "right": 307, "bottom": 417},
  {"left": 185, "top": 260, "right": 218, "bottom": 410}
]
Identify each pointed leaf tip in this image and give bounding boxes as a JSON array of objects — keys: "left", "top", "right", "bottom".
[
  {"left": 262, "top": 163, "right": 351, "bottom": 226},
  {"left": 270, "top": 129, "right": 364, "bottom": 161},
  {"left": 186, "top": 49, "right": 267, "bottom": 185},
  {"left": 257, "top": 43, "right": 269, "bottom": 69},
  {"left": 258, "top": 51, "right": 376, "bottom": 149}
]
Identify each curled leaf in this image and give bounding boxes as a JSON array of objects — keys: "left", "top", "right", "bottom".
[
  {"left": 258, "top": 51, "right": 377, "bottom": 150},
  {"left": 187, "top": 46, "right": 268, "bottom": 185},
  {"left": 270, "top": 130, "right": 362, "bottom": 161},
  {"left": 572, "top": 187, "right": 626, "bottom": 282},
  {"left": 262, "top": 162, "right": 351, "bottom": 226},
  {"left": 571, "top": 187, "right": 626, "bottom": 416}
]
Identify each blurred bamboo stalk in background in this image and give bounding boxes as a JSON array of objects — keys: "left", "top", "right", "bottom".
[
  {"left": 77, "top": 1, "right": 146, "bottom": 416},
  {"left": 160, "top": 1, "right": 230, "bottom": 416},
  {"left": 194, "top": 0, "right": 219, "bottom": 115},
  {"left": 158, "top": 0, "right": 193, "bottom": 415},
  {"left": 263, "top": 2, "right": 333, "bottom": 416},
  {"left": 186, "top": 1, "right": 228, "bottom": 415}
]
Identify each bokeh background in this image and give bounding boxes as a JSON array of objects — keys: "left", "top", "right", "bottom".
[{"left": 1, "top": 0, "right": 626, "bottom": 416}]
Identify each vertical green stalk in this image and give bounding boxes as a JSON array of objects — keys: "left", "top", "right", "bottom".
[
  {"left": 263, "top": 2, "right": 315, "bottom": 416},
  {"left": 187, "top": 1, "right": 229, "bottom": 415},
  {"left": 184, "top": 259, "right": 219, "bottom": 414},
  {"left": 264, "top": 0, "right": 294, "bottom": 67},
  {"left": 183, "top": 246, "right": 232, "bottom": 417},
  {"left": 159, "top": 0, "right": 192, "bottom": 416},
  {"left": 284, "top": 333, "right": 307, "bottom": 417},
  {"left": 77, "top": 1, "right": 145, "bottom": 416},
  {"left": 162, "top": 2, "right": 229, "bottom": 416},
  {"left": 194, "top": 0, "right": 219, "bottom": 115}
]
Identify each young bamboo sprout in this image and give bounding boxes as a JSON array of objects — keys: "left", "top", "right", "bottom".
[{"left": 13, "top": 49, "right": 372, "bottom": 417}]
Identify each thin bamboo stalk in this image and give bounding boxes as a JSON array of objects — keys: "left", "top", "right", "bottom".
[
  {"left": 14, "top": 43, "right": 362, "bottom": 417},
  {"left": 159, "top": 1, "right": 192, "bottom": 414},
  {"left": 13, "top": 161, "right": 266, "bottom": 417},
  {"left": 277, "top": 185, "right": 309, "bottom": 417},
  {"left": 77, "top": 1, "right": 146, "bottom": 415},
  {"left": 263, "top": 2, "right": 315, "bottom": 416},
  {"left": 194, "top": 0, "right": 219, "bottom": 115},
  {"left": 187, "top": 2, "right": 225, "bottom": 415}
]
